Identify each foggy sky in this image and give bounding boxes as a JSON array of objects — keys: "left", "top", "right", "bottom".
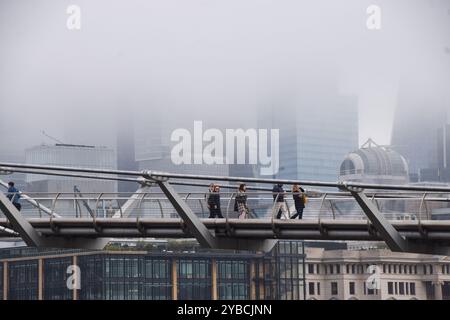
[{"left": 0, "top": 0, "right": 449, "bottom": 154}]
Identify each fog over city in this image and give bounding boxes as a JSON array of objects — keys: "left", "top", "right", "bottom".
[{"left": 0, "top": 0, "right": 449, "bottom": 154}]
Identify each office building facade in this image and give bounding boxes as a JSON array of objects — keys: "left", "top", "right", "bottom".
[
  {"left": 0, "top": 241, "right": 305, "bottom": 300},
  {"left": 305, "top": 247, "right": 450, "bottom": 300},
  {"left": 24, "top": 144, "right": 117, "bottom": 194},
  {"left": 258, "top": 92, "right": 358, "bottom": 182}
]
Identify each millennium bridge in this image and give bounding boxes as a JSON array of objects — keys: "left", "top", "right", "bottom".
[{"left": 1, "top": 162, "right": 450, "bottom": 255}]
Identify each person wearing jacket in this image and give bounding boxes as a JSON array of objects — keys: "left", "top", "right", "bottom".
[
  {"left": 235, "top": 183, "right": 249, "bottom": 219},
  {"left": 206, "top": 183, "right": 215, "bottom": 217},
  {"left": 208, "top": 185, "right": 223, "bottom": 218},
  {"left": 6, "top": 181, "right": 21, "bottom": 211},
  {"left": 272, "top": 183, "right": 288, "bottom": 219},
  {"left": 290, "top": 184, "right": 305, "bottom": 219}
]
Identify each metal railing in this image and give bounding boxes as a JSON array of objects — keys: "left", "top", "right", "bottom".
[{"left": 2, "top": 191, "right": 450, "bottom": 223}]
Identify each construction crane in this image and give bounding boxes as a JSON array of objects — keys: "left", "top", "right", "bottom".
[{"left": 41, "top": 130, "right": 65, "bottom": 144}]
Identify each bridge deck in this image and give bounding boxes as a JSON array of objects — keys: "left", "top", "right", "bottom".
[{"left": 1, "top": 218, "right": 449, "bottom": 242}]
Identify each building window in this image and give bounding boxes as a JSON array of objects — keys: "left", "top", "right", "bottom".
[
  {"left": 394, "top": 282, "right": 398, "bottom": 295},
  {"left": 331, "top": 282, "right": 338, "bottom": 295},
  {"left": 414, "top": 265, "right": 418, "bottom": 274},
  {"left": 388, "top": 265, "right": 392, "bottom": 274},
  {"left": 349, "top": 282, "right": 355, "bottom": 295},
  {"left": 423, "top": 265, "right": 427, "bottom": 275},
  {"left": 364, "top": 280, "right": 375, "bottom": 295},
  {"left": 178, "top": 259, "right": 212, "bottom": 300},
  {"left": 383, "top": 264, "right": 386, "bottom": 273},
  {"left": 409, "top": 265, "right": 413, "bottom": 274},
  {"left": 8, "top": 260, "right": 39, "bottom": 300},
  {"left": 329, "top": 265, "right": 334, "bottom": 274},
  {"left": 351, "top": 265, "right": 356, "bottom": 274},
  {"left": 43, "top": 257, "right": 73, "bottom": 300},
  {"left": 317, "top": 283, "right": 321, "bottom": 295},
  {"left": 410, "top": 283, "right": 416, "bottom": 295},
  {"left": 217, "top": 260, "right": 249, "bottom": 300},
  {"left": 336, "top": 265, "right": 340, "bottom": 274},
  {"left": 308, "top": 264, "right": 314, "bottom": 274},
  {"left": 346, "top": 265, "right": 350, "bottom": 274},
  {"left": 388, "top": 282, "right": 394, "bottom": 295},
  {"left": 308, "top": 282, "right": 315, "bottom": 295},
  {"left": 399, "top": 282, "right": 405, "bottom": 295}
]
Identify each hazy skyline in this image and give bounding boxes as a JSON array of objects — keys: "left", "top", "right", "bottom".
[{"left": 1, "top": 0, "right": 449, "bottom": 154}]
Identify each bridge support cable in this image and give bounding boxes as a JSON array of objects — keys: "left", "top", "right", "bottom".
[
  {"left": 348, "top": 189, "right": 409, "bottom": 252},
  {"left": 0, "top": 225, "right": 19, "bottom": 236}
]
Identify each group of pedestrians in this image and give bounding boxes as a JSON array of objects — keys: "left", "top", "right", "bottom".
[
  {"left": 206, "top": 182, "right": 306, "bottom": 219},
  {"left": 272, "top": 183, "right": 306, "bottom": 219},
  {"left": 206, "top": 183, "right": 250, "bottom": 219},
  {"left": 3, "top": 180, "right": 306, "bottom": 219}
]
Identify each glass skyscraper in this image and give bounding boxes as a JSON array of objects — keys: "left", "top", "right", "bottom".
[{"left": 258, "top": 90, "right": 358, "bottom": 182}]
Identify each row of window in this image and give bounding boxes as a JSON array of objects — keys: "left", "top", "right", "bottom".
[
  {"left": 307, "top": 263, "right": 440, "bottom": 275},
  {"left": 387, "top": 282, "right": 416, "bottom": 296},
  {"left": 308, "top": 281, "right": 378, "bottom": 296},
  {"left": 308, "top": 281, "right": 417, "bottom": 297},
  {"left": 0, "top": 256, "right": 252, "bottom": 300}
]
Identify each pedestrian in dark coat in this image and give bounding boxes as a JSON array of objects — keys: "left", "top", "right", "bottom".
[
  {"left": 290, "top": 184, "right": 305, "bottom": 219},
  {"left": 209, "top": 185, "right": 223, "bottom": 218}
]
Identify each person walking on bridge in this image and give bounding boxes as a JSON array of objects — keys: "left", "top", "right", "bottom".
[
  {"left": 272, "top": 183, "right": 288, "bottom": 219},
  {"left": 290, "top": 184, "right": 306, "bottom": 219},
  {"left": 234, "top": 183, "right": 249, "bottom": 219},
  {"left": 208, "top": 185, "right": 223, "bottom": 218},
  {"left": 6, "top": 181, "right": 21, "bottom": 211},
  {"left": 206, "top": 183, "right": 215, "bottom": 218}
]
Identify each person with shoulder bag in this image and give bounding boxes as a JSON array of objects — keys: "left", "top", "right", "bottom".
[{"left": 290, "top": 184, "right": 305, "bottom": 219}]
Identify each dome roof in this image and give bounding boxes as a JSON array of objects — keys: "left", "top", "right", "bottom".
[{"left": 340, "top": 143, "right": 409, "bottom": 180}]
